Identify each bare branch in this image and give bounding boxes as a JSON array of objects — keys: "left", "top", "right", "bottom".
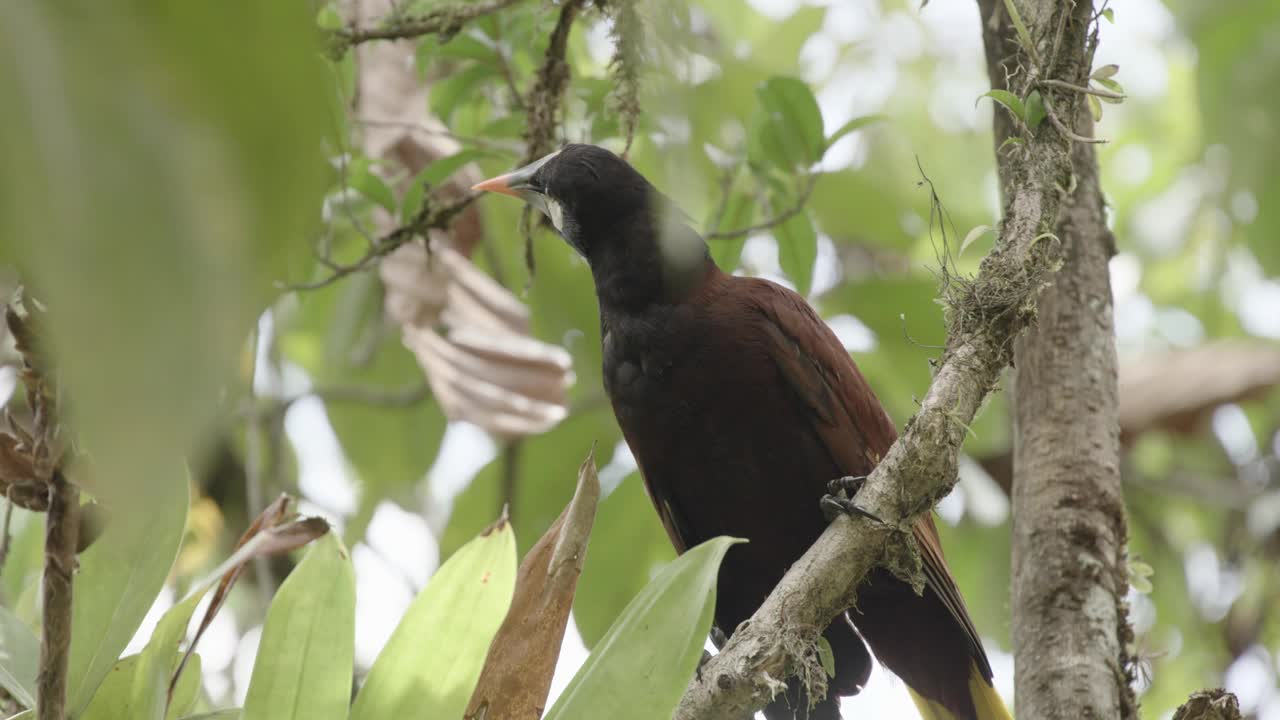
[
  {"left": 36, "top": 471, "right": 78, "bottom": 720},
  {"left": 281, "top": 192, "right": 477, "bottom": 292},
  {"left": 327, "top": 0, "right": 525, "bottom": 57},
  {"left": 1040, "top": 77, "right": 1125, "bottom": 100}
]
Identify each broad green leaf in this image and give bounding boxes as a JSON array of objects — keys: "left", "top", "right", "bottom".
[
  {"left": 544, "top": 536, "right": 744, "bottom": 720},
  {"left": 81, "top": 653, "right": 202, "bottom": 720},
  {"left": 242, "top": 533, "right": 355, "bottom": 720},
  {"left": 825, "top": 115, "right": 885, "bottom": 152},
  {"left": 978, "top": 89, "right": 1026, "bottom": 122},
  {"left": 352, "top": 519, "right": 516, "bottom": 720},
  {"left": 129, "top": 586, "right": 210, "bottom": 720},
  {"left": 573, "top": 472, "right": 676, "bottom": 647},
  {"left": 418, "top": 149, "right": 489, "bottom": 188},
  {"left": 177, "top": 712, "right": 241, "bottom": 720},
  {"left": 750, "top": 76, "right": 825, "bottom": 169},
  {"left": 1091, "top": 64, "right": 1120, "bottom": 80},
  {"left": 68, "top": 475, "right": 189, "bottom": 716},
  {"left": 775, "top": 210, "right": 818, "bottom": 297},
  {"left": 0, "top": 605, "right": 37, "bottom": 709},
  {"left": 0, "top": 507, "right": 42, "bottom": 607},
  {"left": 0, "top": 0, "right": 327, "bottom": 520},
  {"left": 1093, "top": 77, "right": 1126, "bottom": 103}
]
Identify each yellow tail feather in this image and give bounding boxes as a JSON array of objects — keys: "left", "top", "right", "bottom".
[{"left": 905, "top": 660, "right": 1012, "bottom": 720}]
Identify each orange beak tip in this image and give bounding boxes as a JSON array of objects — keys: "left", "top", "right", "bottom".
[{"left": 472, "top": 175, "right": 520, "bottom": 197}]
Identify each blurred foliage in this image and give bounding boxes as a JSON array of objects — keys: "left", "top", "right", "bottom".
[{"left": 0, "top": 0, "right": 1279, "bottom": 718}]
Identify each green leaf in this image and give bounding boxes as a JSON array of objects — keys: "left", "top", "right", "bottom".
[
  {"left": 351, "top": 519, "right": 516, "bottom": 720},
  {"left": 81, "top": 654, "right": 202, "bottom": 720},
  {"left": 750, "top": 76, "right": 825, "bottom": 169},
  {"left": 1024, "top": 90, "right": 1047, "bottom": 130},
  {"left": 177, "top": 711, "right": 241, "bottom": 720},
  {"left": 1088, "top": 94, "right": 1103, "bottom": 122},
  {"left": 979, "top": 89, "right": 1026, "bottom": 123},
  {"left": 1093, "top": 77, "right": 1126, "bottom": 103},
  {"left": 544, "top": 536, "right": 745, "bottom": 720},
  {"left": 1101, "top": 7, "right": 1114, "bottom": 23},
  {"left": 418, "top": 149, "right": 488, "bottom": 188},
  {"left": 428, "top": 63, "right": 497, "bottom": 124},
  {"left": 775, "top": 211, "right": 818, "bottom": 297},
  {"left": 128, "top": 586, "right": 210, "bottom": 720},
  {"left": 68, "top": 474, "right": 189, "bottom": 717},
  {"left": 817, "top": 637, "right": 836, "bottom": 678},
  {"left": 706, "top": 176, "right": 758, "bottom": 272},
  {"left": 0, "top": 605, "right": 38, "bottom": 709},
  {"left": 1091, "top": 63, "right": 1120, "bottom": 80},
  {"left": 314, "top": 5, "right": 342, "bottom": 30},
  {"left": 242, "top": 533, "right": 355, "bottom": 720},
  {"left": 348, "top": 158, "right": 397, "bottom": 213},
  {"left": 573, "top": 472, "right": 676, "bottom": 647},
  {"left": 0, "top": 0, "right": 328, "bottom": 520},
  {"left": 824, "top": 115, "right": 885, "bottom": 152}
]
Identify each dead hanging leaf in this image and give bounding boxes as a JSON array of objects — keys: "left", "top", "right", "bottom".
[
  {"left": 169, "top": 493, "right": 330, "bottom": 701},
  {"left": 351, "top": 9, "right": 575, "bottom": 442},
  {"left": 464, "top": 450, "right": 601, "bottom": 720}
]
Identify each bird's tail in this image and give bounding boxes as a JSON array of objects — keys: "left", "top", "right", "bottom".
[{"left": 905, "top": 660, "right": 1011, "bottom": 720}]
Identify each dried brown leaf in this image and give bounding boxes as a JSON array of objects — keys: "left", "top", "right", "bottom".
[{"left": 464, "top": 451, "right": 600, "bottom": 720}]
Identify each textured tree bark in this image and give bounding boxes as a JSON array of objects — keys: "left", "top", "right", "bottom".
[
  {"left": 36, "top": 471, "right": 79, "bottom": 720},
  {"left": 978, "top": 0, "right": 1137, "bottom": 718}
]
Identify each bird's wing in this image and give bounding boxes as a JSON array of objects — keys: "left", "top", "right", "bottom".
[{"left": 747, "top": 278, "right": 992, "bottom": 679}]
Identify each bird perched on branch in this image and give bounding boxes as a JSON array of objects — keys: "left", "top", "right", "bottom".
[{"left": 474, "top": 144, "right": 1009, "bottom": 720}]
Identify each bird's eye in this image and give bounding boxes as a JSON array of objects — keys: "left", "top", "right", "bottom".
[{"left": 545, "top": 197, "right": 565, "bottom": 231}]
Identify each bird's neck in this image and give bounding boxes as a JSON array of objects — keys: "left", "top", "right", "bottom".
[{"left": 589, "top": 223, "right": 718, "bottom": 315}]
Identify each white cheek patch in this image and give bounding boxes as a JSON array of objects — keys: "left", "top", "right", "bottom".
[{"left": 546, "top": 197, "right": 566, "bottom": 231}]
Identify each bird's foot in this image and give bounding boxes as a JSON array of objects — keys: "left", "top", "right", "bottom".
[{"left": 820, "top": 475, "right": 882, "bottom": 524}]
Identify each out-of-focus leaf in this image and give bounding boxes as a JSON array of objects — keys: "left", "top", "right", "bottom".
[
  {"left": 0, "top": 0, "right": 327, "bottom": 518},
  {"left": 80, "top": 654, "right": 202, "bottom": 720},
  {"left": 242, "top": 533, "right": 355, "bottom": 720},
  {"left": 278, "top": 271, "right": 448, "bottom": 542},
  {"left": 430, "top": 63, "right": 498, "bottom": 124},
  {"left": 573, "top": 471, "right": 676, "bottom": 647},
  {"left": 129, "top": 590, "right": 207, "bottom": 720},
  {"left": 776, "top": 211, "right": 818, "bottom": 297},
  {"left": 960, "top": 225, "right": 993, "bottom": 255},
  {"left": 418, "top": 149, "right": 489, "bottom": 188},
  {"left": 442, "top": 409, "right": 619, "bottom": 559},
  {"left": 348, "top": 157, "right": 397, "bottom": 213},
  {"left": 0, "top": 605, "right": 37, "bottom": 709},
  {"left": 177, "top": 712, "right": 241, "bottom": 720},
  {"left": 543, "top": 536, "right": 744, "bottom": 720},
  {"left": 707, "top": 183, "right": 757, "bottom": 272},
  {"left": 67, "top": 475, "right": 188, "bottom": 717},
  {"left": 464, "top": 454, "right": 599, "bottom": 720},
  {"left": 749, "top": 76, "right": 825, "bottom": 169},
  {"left": 352, "top": 517, "right": 516, "bottom": 720},
  {"left": 825, "top": 115, "right": 885, "bottom": 152},
  {"left": 0, "top": 507, "right": 41, "bottom": 609}
]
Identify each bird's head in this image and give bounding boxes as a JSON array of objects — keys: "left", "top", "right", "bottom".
[
  {"left": 472, "top": 144, "right": 651, "bottom": 258},
  {"left": 473, "top": 143, "right": 710, "bottom": 307}
]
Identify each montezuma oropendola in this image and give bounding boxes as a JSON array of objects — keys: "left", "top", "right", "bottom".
[{"left": 475, "top": 144, "right": 1010, "bottom": 720}]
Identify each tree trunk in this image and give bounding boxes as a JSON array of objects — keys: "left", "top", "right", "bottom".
[{"left": 977, "top": 0, "right": 1138, "bottom": 717}]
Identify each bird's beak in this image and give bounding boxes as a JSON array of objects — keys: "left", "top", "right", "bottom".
[
  {"left": 471, "top": 170, "right": 526, "bottom": 198},
  {"left": 472, "top": 150, "right": 560, "bottom": 198}
]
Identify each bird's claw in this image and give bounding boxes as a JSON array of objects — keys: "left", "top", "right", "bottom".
[{"left": 821, "top": 475, "right": 882, "bottom": 524}]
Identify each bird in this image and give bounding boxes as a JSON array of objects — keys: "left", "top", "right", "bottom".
[{"left": 473, "top": 143, "right": 1010, "bottom": 720}]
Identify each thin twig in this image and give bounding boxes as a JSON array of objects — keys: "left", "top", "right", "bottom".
[
  {"left": 36, "top": 471, "right": 78, "bottom": 720},
  {"left": 328, "top": 0, "right": 526, "bottom": 57},
  {"left": 281, "top": 192, "right": 478, "bottom": 292},
  {"left": 704, "top": 175, "right": 818, "bottom": 241},
  {"left": 1040, "top": 77, "right": 1124, "bottom": 100},
  {"left": 0, "top": 492, "right": 14, "bottom": 579}
]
